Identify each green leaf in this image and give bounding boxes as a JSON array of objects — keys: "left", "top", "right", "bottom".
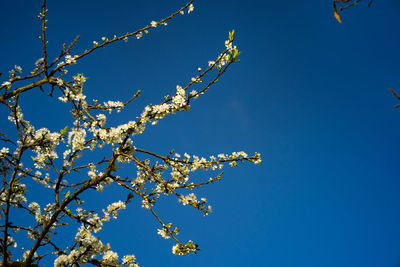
[
  {"left": 64, "top": 190, "right": 70, "bottom": 198},
  {"left": 60, "top": 126, "right": 69, "bottom": 135},
  {"left": 232, "top": 49, "right": 241, "bottom": 62},
  {"left": 229, "top": 29, "right": 235, "bottom": 41}
]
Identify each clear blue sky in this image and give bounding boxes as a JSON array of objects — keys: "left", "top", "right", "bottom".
[{"left": 1, "top": 0, "right": 400, "bottom": 266}]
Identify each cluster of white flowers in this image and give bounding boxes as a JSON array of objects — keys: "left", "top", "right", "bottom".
[
  {"left": 1, "top": 81, "right": 11, "bottom": 88},
  {"left": 0, "top": 182, "right": 27, "bottom": 205},
  {"left": 169, "top": 160, "right": 190, "bottom": 184},
  {"left": 28, "top": 202, "right": 42, "bottom": 225},
  {"left": 102, "top": 250, "right": 119, "bottom": 265},
  {"left": 103, "top": 100, "right": 124, "bottom": 113},
  {"left": 179, "top": 3, "right": 194, "bottom": 15},
  {"left": 28, "top": 128, "right": 61, "bottom": 169},
  {"left": 55, "top": 62, "right": 69, "bottom": 75},
  {"left": 14, "top": 65, "right": 22, "bottom": 73},
  {"left": 62, "top": 149, "right": 71, "bottom": 160},
  {"left": 157, "top": 228, "right": 170, "bottom": 239},
  {"left": 179, "top": 151, "right": 254, "bottom": 172},
  {"left": 68, "top": 128, "right": 87, "bottom": 152},
  {"left": 171, "top": 85, "right": 187, "bottom": 108},
  {"left": 32, "top": 171, "right": 55, "bottom": 189},
  {"left": 132, "top": 170, "right": 148, "bottom": 190},
  {"left": 23, "top": 250, "right": 38, "bottom": 262},
  {"left": 53, "top": 202, "right": 138, "bottom": 265},
  {"left": 35, "top": 57, "right": 44, "bottom": 67},
  {"left": 57, "top": 89, "right": 70, "bottom": 103},
  {"left": 87, "top": 164, "right": 98, "bottom": 179},
  {"left": 65, "top": 54, "right": 77, "bottom": 65},
  {"left": 141, "top": 199, "right": 151, "bottom": 210},
  {"left": 75, "top": 208, "right": 103, "bottom": 233},
  {"left": 27, "top": 202, "right": 53, "bottom": 227},
  {"left": 0, "top": 147, "right": 9, "bottom": 158},
  {"left": 58, "top": 87, "right": 87, "bottom": 104},
  {"left": 95, "top": 113, "right": 107, "bottom": 127},
  {"left": 147, "top": 104, "right": 169, "bottom": 125},
  {"left": 172, "top": 240, "right": 198, "bottom": 256},
  {"left": 190, "top": 155, "right": 210, "bottom": 171},
  {"left": 178, "top": 193, "right": 197, "bottom": 206},
  {"left": 138, "top": 85, "right": 190, "bottom": 127},
  {"left": 116, "top": 138, "right": 136, "bottom": 162},
  {"left": 57, "top": 250, "right": 139, "bottom": 267},
  {"left": 43, "top": 204, "right": 54, "bottom": 224},
  {"left": 7, "top": 105, "right": 25, "bottom": 125},
  {"left": 93, "top": 121, "right": 136, "bottom": 146},
  {"left": 99, "top": 176, "right": 114, "bottom": 192},
  {"left": 136, "top": 32, "right": 143, "bottom": 39},
  {"left": 8, "top": 65, "right": 22, "bottom": 78},
  {"left": 122, "top": 255, "right": 139, "bottom": 267},
  {"left": 72, "top": 73, "right": 87, "bottom": 88},
  {"left": 5, "top": 236, "right": 17, "bottom": 249},
  {"left": 207, "top": 31, "right": 241, "bottom": 71},
  {"left": 54, "top": 255, "right": 69, "bottom": 267},
  {"left": 54, "top": 77, "right": 63, "bottom": 86},
  {"left": 177, "top": 193, "right": 212, "bottom": 215},
  {"left": 54, "top": 225, "right": 107, "bottom": 266},
  {"left": 253, "top": 152, "right": 262, "bottom": 164},
  {"left": 105, "top": 200, "right": 126, "bottom": 219},
  {"left": 137, "top": 150, "right": 261, "bottom": 201}
]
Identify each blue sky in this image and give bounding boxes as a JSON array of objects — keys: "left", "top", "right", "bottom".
[{"left": 1, "top": 0, "right": 400, "bottom": 266}]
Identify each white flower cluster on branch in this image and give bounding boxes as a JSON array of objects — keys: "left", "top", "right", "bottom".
[{"left": 0, "top": 0, "right": 261, "bottom": 266}]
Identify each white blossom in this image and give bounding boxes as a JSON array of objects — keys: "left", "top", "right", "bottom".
[
  {"left": 54, "top": 255, "right": 69, "bottom": 267},
  {"left": 68, "top": 128, "right": 87, "bottom": 152},
  {"left": 141, "top": 199, "right": 151, "bottom": 209},
  {"left": 179, "top": 193, "right": 197, "bottom": 206},
  {"left": 65, "top": 54, "right": 77, "bottom": 65},
  {"left": 23, "top": 250, "right": 38, "bottom": 261},
  {"left": 172, "top": 240, "right": 197, "bottom": 255},
  {"left": 188, "top": 4, "right": 194, "bottom": 13},
  {"left": 157, "top": 228, "right": 170, "bottom": 239},
  {"left": 106, "top": 200, "right": 126, "bottom": 219},
  {"left": 0, "top": 147, "right": 9, "bottom": 158},
  {"left": 103, "top": 250, "right": 119, "bottom": 265},
  {"left": 122, "top": 255, "right": 138, "bottom": 267},
  {"left": 104, "top": 100, "right": 124, "bottom": 113},
  {"left": 1, "top": 81, "right": 11, "bottom": 88}
]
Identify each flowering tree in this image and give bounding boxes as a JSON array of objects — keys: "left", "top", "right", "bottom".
[{"left": 0, "top": 1, "right": 261, "bottom": 266}]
